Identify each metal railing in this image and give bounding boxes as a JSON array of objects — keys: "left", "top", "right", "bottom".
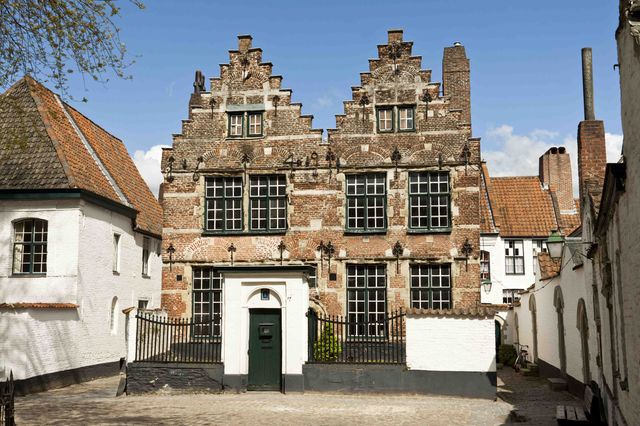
[
  {"left": 135, "top": 312, "right": 222, "bottom": 363},
  {"left": 307, "top": 309, "right": 406, "bottom": 364},
  {"left": 0, "top": 372, "right": 15, "bottom": 426}
]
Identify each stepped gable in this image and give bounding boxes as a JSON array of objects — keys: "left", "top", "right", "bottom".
[
  {"left": 328, "top": 29, "right": 478, "bottom": 169},
  {"left": 164, "top": 35, "right": 325, "bottom": 175},
  {"left": 0, "top": 77, "right": 162, "bottom": 237}
]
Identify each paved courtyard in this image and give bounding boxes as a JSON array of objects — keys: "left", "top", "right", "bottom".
[{"left": 15, "top": 368, "right": 579, "bottom": 425}]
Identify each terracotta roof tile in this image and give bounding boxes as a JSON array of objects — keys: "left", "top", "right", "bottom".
[
  {"left": 406, "top": 307, "right": 496, "bottom": 318},
  {"left": 490, "top": 176, "right": 558, "bottom": 237},
  {"left": 537, "top": 252, "right": 561, "bottom": 280},
  {"left": 0, "top": 77, "right": 162, "bottom": 237}
]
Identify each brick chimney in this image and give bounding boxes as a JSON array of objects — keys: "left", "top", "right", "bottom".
[
  {"left": 577, "top": 48, "right": 606, "bottom": 204},
  {"left": 442, "top": 42, "right": 471, "bottom": 126},
  {"left": 539, "top": 147, "right": 575, "bottom": 212}
]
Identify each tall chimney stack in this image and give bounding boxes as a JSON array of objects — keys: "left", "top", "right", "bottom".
[
  {"left": 577, "top": 47, "right": 606, "bottom": 205},
  {"left": 582, "top": 48, "right": 595, "bottom": 120}
]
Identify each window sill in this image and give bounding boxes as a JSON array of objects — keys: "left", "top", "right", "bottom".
[
  {"left": 10, "top": 274, "right": 46, "bottom": 278},
  {"left": 225, "top": 136, "right": 264, "bottom": 141},
  {"left": 398, "top": 129, "right": 416, "bottom": 133},
  {"left": 505, "top": 273, "right": 526, "bottom": 276},
  {"left": 113, "top": 271, "right": 120, "bottom": 276},
  {"left": 141, "top": 274, "right": 151, "bottom": 279},
  {"left": 406, "top": 228, "right": 452, "bottom": 235},
  {"left": 344, "top": 229, "right": 388, "bottom": 235},
  {"left": 202, "top": 230, "right": 287, "bottom": 237}
]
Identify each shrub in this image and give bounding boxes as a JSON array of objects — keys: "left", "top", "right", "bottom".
[
  {"left": 498, "top": 344, "right": 517, "bottom": 367},
  {"left": 313, "top": 323, "right": 342, "bottom": 361}
]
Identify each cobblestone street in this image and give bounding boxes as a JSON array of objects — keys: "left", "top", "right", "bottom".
[{"left": 13, "top": 367, "right": 581, "bottom": 425}]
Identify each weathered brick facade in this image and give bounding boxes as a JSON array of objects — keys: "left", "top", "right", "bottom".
[{"left": 160, "top": 30, "right": 481, "bottom": 318}]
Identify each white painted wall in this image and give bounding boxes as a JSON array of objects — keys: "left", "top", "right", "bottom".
[
  {"left": 406, "top": 315, "right": 495, "bottom": 372},
  {"left": 0, "top": 199, "right": 161, "bottom": 381},
  {"left": 221, "top": 271, "right": 309, "bottom": 377},
  {"left": 480, "top": 235, "right": 544, "bottom": 305}
]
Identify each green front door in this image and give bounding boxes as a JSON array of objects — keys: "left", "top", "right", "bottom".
[{"left": 248, "top": 309, "right": 282, "bottom": 391}]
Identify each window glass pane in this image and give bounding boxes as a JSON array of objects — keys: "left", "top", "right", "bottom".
[
  {"left": 229, "top": 114, "right": 243, "bottom": 136},
  {"left": 248, "top": 113, "right": 262, "bottom": 135},
  {"left": 205, "top": 177, "right": 243, "bottom": 231},
  {"left": 346, "top": 174, "right": 386, "bottom": 231},
  {"left": 378, "top": 109, "right": 393, "bottom": 131},
  {"left": 409, "top": 172, "right": 450, "bottom": 229},
  {"left": 399, "top": 107, "right": 414, "bottom": 130}
]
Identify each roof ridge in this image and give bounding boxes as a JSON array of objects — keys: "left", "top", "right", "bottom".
[
  {"left": 54, "top": 94, "right": 130, "bottom": 207},
  {"left": 22, "top": 77, "right": 75, "bottom": 188}
]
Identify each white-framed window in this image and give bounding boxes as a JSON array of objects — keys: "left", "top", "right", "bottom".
[
  {"left": 503, "top": 289, "right": 520, "bottom": 305},
  {"left": 248, "top": 112, "right": 262, "bottom": 136},
  {"left": 346, "top": 174, "right": 386, "bottom": 231},
  {"left": 204, "top": 176, "right": 243, "bottom": 232},
  {"left": 410, "top": 264, "right": 452, "bottom": 309},
  {"left": 505, "top": 240, "right": 525, "bottom": 275},
  {"left": 377, "top": 108, "right": 393, "bottom": 132},
  {"left": 12, "top": 218, "right": 48, "bottom": 274},
  {"left": 346, "top": 264, "right": 386, "bottom": 337},
  {"left": 398, "top": 107, "right": 415, "bottom": 131},
  {"left": 142, "top": 237, "right": 150, "bottom": 277},
  {"left": 249, "top": 175, "right": 287, "bottom": 231},
  {"left": 228, "top": 113, "right": 243, "bottom": 137},
  {"left": 193, "top": 268, "right": 223, "bottom": 337},
  {"left": 137, "top": 299, "right": 149, "bottom": 310},
  {"left": 480, "top": 250, "right": 490, "bottom": 280},
  {"left": 112, "top": 233, "right": 121, "bottom": 273},
  {"left": 408, "top": 172, "right": 450, "bottom": 230}
]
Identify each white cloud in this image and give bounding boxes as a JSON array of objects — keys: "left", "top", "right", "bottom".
[
  {"left": 133, "top": 144, "right": 170, "bottom": 197},
  {"left": 484, "top": 125, "right": 625, "bottom": 197}
]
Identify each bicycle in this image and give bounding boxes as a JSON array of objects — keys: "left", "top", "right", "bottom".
[{"left": 513, "top": 343, "right": 529, "bottom": 372}]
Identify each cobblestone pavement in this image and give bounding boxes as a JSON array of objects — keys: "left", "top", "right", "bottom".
[{"left": 14, "top": 367, "right": 580, "bottom": 425}]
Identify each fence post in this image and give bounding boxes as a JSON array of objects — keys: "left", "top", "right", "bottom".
[{"left": 123, "top": 307, "right": 138, "bottom": 363}]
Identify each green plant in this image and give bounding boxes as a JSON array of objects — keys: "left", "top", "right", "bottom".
[
  {"left": 498, "top": 344, "right": 517, "bottom": 367},
  {"left": 313, "top": 323, "right": 342, "bottom": 361}
]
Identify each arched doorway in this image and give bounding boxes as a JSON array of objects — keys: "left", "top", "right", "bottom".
[
  {"left": 576, "top": 298, "right": 590, "bottom": 383},
  {"left": 554, "top": 287, "right": 566, "bottom": 375},
  {"left": 529, "top": 295, "right": 538, "bottom": 362}
]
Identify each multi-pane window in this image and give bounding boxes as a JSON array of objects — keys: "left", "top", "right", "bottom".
[
  {"left": 346, "top": 174, "right": 386, "bottom": 232},
  {"left": 248, "top": 112, "right": 262, "bottom": 136},
  {"left": 503, "top": 289, "right": 520, "bottom": 305},
  {"left": 12, "top": 219, "right": 48, "bottom": 274},
  {"left": 409, "top": 172, "right": 450, "bottom": 230},
  {"left": 138, "top": 300, "right": 149, "bottom": 309},
  {"left": 205, "top": 177, "right": 243, "bottom": 232},
  {"left": 347, "top": 265, "right": 387, "bottom": 337},
  {"left": 142, "top": 237, "right": 150, "bottom": 276},
  {"left": 113, "top": 234, "right": 121, "bottom": 273},
  {"left": 377, "top": 108, "right": 393, "bottom": 132},
  {"left": 480, "top": 250, "right": 490, "bottom": 280},
  {"left": 228, "top": 113, "right": 243, "bottom": 137},
  {"left": 193, "top": 269, "right": 223, "bottom": 337},
  {"left": 505, "top": 240, "right": 525, "bottom": 275},
  {"left": 398, "top": 107, "right": 415, "bottom": 131},
  {"left": 228, "top": 112, "right": 263, "bottom": 137},
  {"left": 410, "top": 264, "right": 452, "bottom": 310},
  {"left": 249, "top": 175, "right": 287, "bottom": 231},
  {"left": 532, "top": 239, "right": 546, "bottom": 274}
]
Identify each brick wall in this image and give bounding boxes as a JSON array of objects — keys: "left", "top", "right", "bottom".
[
  {"left": 577, "top": 120, "right": 606, "bottom": 203},
  {"left": 161, "top": 30, "right": 481, "bottom": 318}
]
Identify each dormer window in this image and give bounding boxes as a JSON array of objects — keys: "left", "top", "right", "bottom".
[{"left": 228, "top": 111, "right": 263, "bottom": 138}]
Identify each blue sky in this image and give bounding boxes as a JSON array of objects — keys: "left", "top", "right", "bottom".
[{"left": 42, "top": 1, "right": 623, "bottom": 194}]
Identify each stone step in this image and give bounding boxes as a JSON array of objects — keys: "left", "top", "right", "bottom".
[
  {"left": 548, "top": 377, "right": 568, "bottom": 391},
  {"left": 520, "top": 368, "right": 539, "bottom": 377},
  {"left": 525, "top": 362, "right": 539, "bottom": 372}
]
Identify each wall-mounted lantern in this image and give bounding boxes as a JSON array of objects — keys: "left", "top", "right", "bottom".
[
  {"left": 482, "top": 279, "right": 492, "bottom": 294},
  {"left": 546, "top": 229, "right": 565, "bottom": 261}
]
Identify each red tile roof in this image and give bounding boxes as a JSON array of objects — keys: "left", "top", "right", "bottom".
[
  {"left": 0, "top": 77, "right": 162, "bottom": 237},
  {"left": 538, "top": 252, "right": 561, "bottom": 280}
]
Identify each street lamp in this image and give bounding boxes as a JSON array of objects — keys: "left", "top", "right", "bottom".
[
  {"left": 546, "top": 229, "right": 565, "bottom": 260},
  {"left": 481, "top": 279, "right": 492, "bottom": 294}
]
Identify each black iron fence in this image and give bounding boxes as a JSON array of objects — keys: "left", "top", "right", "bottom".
[
  {"left": 135, "top": 312, "right": 222, "bottom": 363},
  {"left": 307, "top": 309, "right": 406, "bottom": 364},
  {"left": 0, "top": 372, "right": 15, "bottom": 426}
]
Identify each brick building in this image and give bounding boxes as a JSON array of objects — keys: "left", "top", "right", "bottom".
[{"left": 159, "top": 30, "right": 483, "bottom": 391}]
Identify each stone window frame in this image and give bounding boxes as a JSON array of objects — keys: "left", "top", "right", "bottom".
[
  {"left": 376, "top": 105, "right": 416, "bottom": 134},
  {"left": 227, "top": 111, "right": 264, "bottom": 138},
  {"left": 344, "top": 173, "right": 387, "bottom": 234},
  {"left": 376, "top": 107, "right": 394, "bottom": 133},
  {"left": 192, "top": 268, "right": 223, "bottom": 338},
  {"left": 397, "top": 105, "right": 416, "bottom": 132},
  {"left": 249, "top": 174, "right": 288, "bottom": 233},
  {"left": 346, "top": 264, "right": 387, "bottom": 338},
  {"left": 407, "top": 171, "right": 451, "bottom": 233},
  {"left": 409, "top": 263, "right": 452, "bottom": 310},
  {"left": 12, "top": 218, "right": 48, "bottom": 275},
  {"left": 204, "top": 176, "right": 244, "bottom": 234},
  {"left": 505, "top": 239, "right": 525, "bottom": 275}
]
